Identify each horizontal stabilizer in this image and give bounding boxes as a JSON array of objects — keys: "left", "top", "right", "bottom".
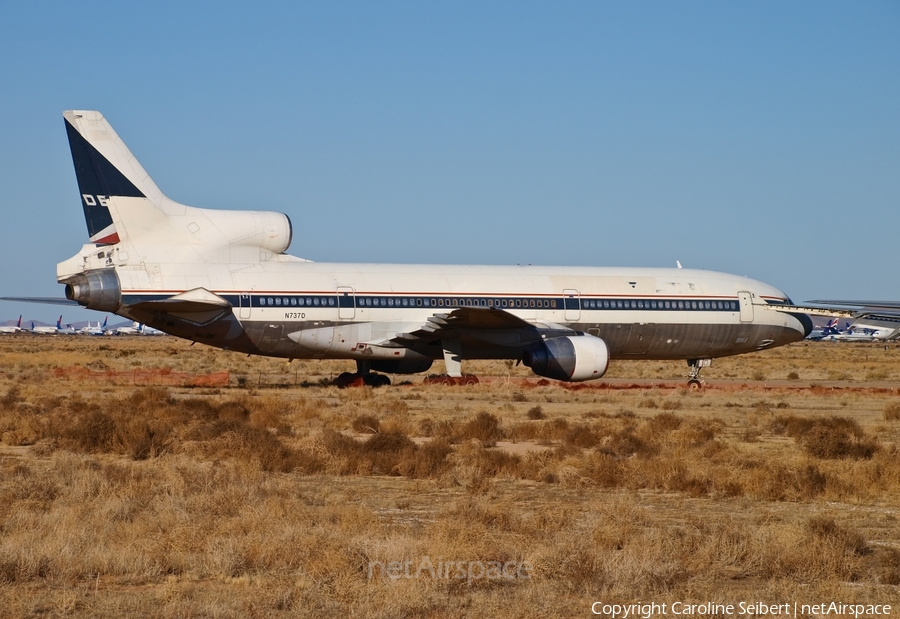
[{"left": 0, "top": 296, "right": 80, "bottom": 306}]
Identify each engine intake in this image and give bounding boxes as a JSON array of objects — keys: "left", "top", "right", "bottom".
[
  {"left": 64, "top": 269, "right": 122, "bottom": 312},
  {"left": 522, "top": 334, "right": 610, "bottom": 382}
]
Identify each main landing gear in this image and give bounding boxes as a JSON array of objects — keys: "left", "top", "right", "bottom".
[
  {"left": 687, "top": 358, "right": 711, "bottom": 389},
  {"left": 332, "top": 361, "right": 391, "bottom": 388},
  {"left": 423, "top": 374, "right": 480, "bottom": 386}
]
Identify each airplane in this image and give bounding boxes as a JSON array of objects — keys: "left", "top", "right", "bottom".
[
  {"left": 139, "top": 324, "right": 165, "bottom": 336},
  {"left": 113, "top": 321, "right": 142, "bottom": 335},
  {"left": 79, "top": 316, "right": 108, "bottom": 335},
  {"left": 2, "top": 110, "right": 813, "bottom": 387},
  {"left": 811, "top": 301, "right": 900, "bottom": 342},
  {"left": 0, "top": 315, "right": 22, "bottom": 334},
  {"left": 30, "top": 316, "right": 63, "bottom": 335},
  {"left": 790, "top": 300, "right": 900, "bottom": 343}
]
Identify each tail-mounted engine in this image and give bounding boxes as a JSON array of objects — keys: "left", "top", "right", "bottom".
[
  {"left": 522, "top": 334, "right": 610, "bottom": 382},
  {"left": 64, "top": 269, "right": 122, "bottom": 312}
]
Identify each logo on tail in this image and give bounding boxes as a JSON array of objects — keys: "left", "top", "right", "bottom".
[{"left": 64, "top": 112, "right": 145, "bottom": 245}]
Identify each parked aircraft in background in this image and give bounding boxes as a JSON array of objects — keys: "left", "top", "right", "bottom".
[
  {"left": 806, "top": 318, "right": 841, "bottom": 341},
  {"left": 819, "top": 319, "right": 900, "bottom": 342},
  {"left": 57, "top": 320, "right": 77, "bottom": 335},
  {"left": 139, "top": 324, "right": 165, "bottom": 336},
  {"left": 30, "top": 316, "right": 63, "bottom": 334},
  {"left": 3, "top": 110, "right": 813, "bottom": 387},
  {"left": 793, "top": 300, "right": 900, "bottom": 342},
  {"left": 113, "top": 321, "right": 142, "bottom": 335},
  {"left": 0, "top": 316, "right": 22, "bottom": 334},
  {"left": 79, "top": 317, "right": 108, "bottom": 335}
]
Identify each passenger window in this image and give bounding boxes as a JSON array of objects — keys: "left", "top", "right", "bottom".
[
  {"left": 551, "top": 300, "right": 557, "bottom": 308},
  {"left": 275, "top": 298, "right": 282, "bottom": 306}
]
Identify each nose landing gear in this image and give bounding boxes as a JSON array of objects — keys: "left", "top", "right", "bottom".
[{"left": 687, "top": 358, "right": 711, "bottom": 389}]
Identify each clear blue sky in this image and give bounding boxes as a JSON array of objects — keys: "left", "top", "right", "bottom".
[{"left": 1, "top": 1, "right": 898, "bottom": 323}]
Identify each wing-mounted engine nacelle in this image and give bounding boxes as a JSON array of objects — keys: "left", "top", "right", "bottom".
[
  {"left": 522, "top": 334, "right": 610, "bottom": 382},
  {"left": 64, "top": 268, "right": 121, "bottom": 312},
  {"left": 367, "top": 359, "right": 434, "bottom": 375}
]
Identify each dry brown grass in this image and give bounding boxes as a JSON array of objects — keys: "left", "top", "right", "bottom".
[{"left": 1, "top": 335, "right": 899, "bottom": 616}]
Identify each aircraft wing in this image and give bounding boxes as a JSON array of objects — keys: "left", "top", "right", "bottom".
[
  {"left": 757, "top": 303, "right": 857, "bottom": 319},
  {"left": 0, "top": 297, "right": 80, "bottom": 306},
  {"left": 799, "top": 300, "right": 900, "bottom": 320},
  {"left": 807, "top": 299, "right": 900, "bottom": 311},
  {"left": 389, "top": 305, "right": 562, "bottom": 347}
]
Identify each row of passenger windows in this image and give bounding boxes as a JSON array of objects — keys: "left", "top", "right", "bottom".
[
  {"left": 257, "top": 296, "right": 335, "bottom": 307},
  {"left": 253, "top": 295, "right": 738, "bottom": 311},
  {"left": 358, "top": 297, "right": 558, "bottom": 308},
  {"left": 582, "top": 299, "right": 738, "bottom": 311}
]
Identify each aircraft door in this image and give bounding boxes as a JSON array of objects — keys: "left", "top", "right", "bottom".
[
  {"left": 563, "top": 289, "right": 581, "bottom": 322},
  {"left": 239, "top": 293, "right": 251, "bottom": 319},
  {"left": 337, "top": 286, "right": 355, "bottom": 320},
  {"left": 738, "top": 291, "right": 754, "bottom": 322}
]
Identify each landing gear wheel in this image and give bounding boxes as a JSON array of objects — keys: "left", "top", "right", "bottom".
[
  {"left": 333, "top": 372, "right": 389, "bottom": 388},
  {"left": 423, "top": 374, "right": 480, "bottom": 386},
  {"left": 333, "top": 372, "right": 364, "bottom": 388},
  {"left": 686, "top": 358, "right": 711, "bottom": 389},
  {"left": 363, "top": 373, "right": 391, "bottom": 388}
]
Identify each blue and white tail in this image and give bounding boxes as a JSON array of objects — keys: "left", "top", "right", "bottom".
[
  {"left": 61, "top": 110, "right": 293, "bottom": 260},
  {"left": 64, "top": 111, "right": 167, "bottom": 245}
]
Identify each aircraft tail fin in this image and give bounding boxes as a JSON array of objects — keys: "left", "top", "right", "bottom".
[
  {"left": 56, "top": 316, "right": 62, "bottom": 329},
  {"left": 16, "top": 315, "right": 21, "bottom": 328},
  {"left": 102, "top": 316, "right": 108, "bottom": 329},
  {"left": 63, "top": 110, "right": 164, "bottom": 245}
]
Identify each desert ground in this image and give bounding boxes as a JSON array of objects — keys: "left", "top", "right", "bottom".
[{"left": 0, "top": 334, "right": 899, "bottom": 618}]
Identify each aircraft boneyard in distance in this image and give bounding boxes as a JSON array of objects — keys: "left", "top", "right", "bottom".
[{"left": 7, "top": 111, "right": 815, "bottom": 387}]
